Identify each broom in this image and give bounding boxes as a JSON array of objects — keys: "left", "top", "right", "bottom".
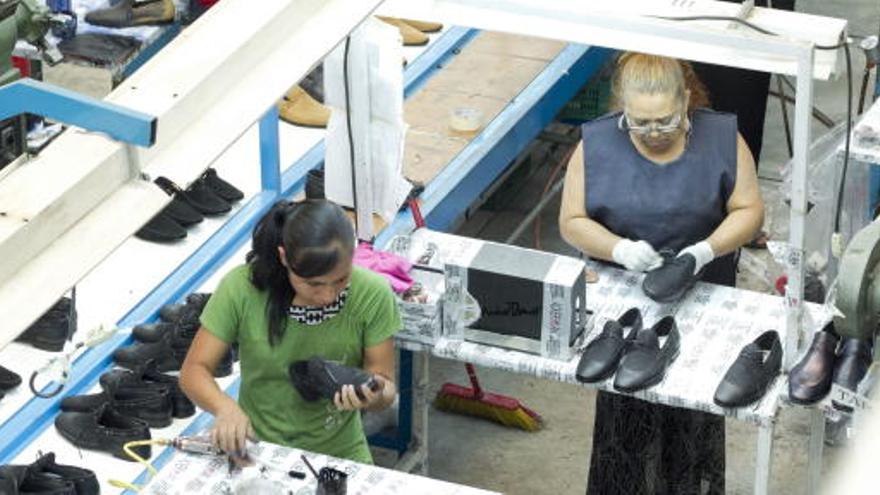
[{"left": 404, "top": 196, "right": 543, "bottom": 432}]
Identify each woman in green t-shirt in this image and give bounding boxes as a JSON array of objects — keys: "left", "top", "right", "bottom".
[{"left": 180, "top": 199, "right": 402, "bottom": 464}]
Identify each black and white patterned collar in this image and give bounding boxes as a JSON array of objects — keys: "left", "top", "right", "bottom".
[{"left": 287, "top": 287, "right": 349, "bottom": 326}]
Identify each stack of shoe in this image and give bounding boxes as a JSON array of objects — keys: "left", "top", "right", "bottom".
[
  {"left": 16, "top": 297, "right": 76, "bottom": 352},
  {"left": 85, "top": 0, "right": 176, "bottom": 28},
  {"left": 0, "top": 365, "right": 22, "bottom": 401},
  {"left": 136, "top": 170, "right": 243, "bottom": 243},
  {"left": 788, "top": 322, "right": 873, "bottom": 409},
  {"left": 113, "top": 293, "right": 233, "bottom": 377},
  {"left": 0, "top": 452, "right": 99, "bottom": 494}
]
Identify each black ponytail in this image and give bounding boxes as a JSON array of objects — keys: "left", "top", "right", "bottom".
[{"left": 247, "top": 199, "right": 355, "bottom": 345}]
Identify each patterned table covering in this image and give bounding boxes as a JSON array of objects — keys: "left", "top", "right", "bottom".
[
  {"left": 140, "top": 440, "right": 499, "bottom": 495},
  {"left": 398, "top": 261, "right": 831, "bottom": 428}
]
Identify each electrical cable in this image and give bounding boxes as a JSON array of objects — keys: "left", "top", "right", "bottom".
[
  {"left": 834, "top": 41, "right": 853, "bottom": 234},
  {"left": 343, "top": 36, "right": 362, "bottom": 241},
  {"left": 107, "top": 439, "right": 171, "bottom": 492}
]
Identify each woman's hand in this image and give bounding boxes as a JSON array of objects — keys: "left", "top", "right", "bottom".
[
  {"left": 612, "top": 239, "right": 664, "bottom": 272},
  {"left": 211, "top": 401, "right": 256, "bottom": 459},
  {"left": 333, "top": 374, "right": 389, "bottom": 411}
]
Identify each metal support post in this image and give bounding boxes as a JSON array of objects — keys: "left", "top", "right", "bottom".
[
  {"left": 806, "top": 409, "right": 826, "bottom": 495},
  {"left": 258, "top": 106, "right": 281, "bottom": 194},
  {"left": 783, "top": 47, "right": 815, "bottom": 369},
  {"left": 754, "top": 422, "right": 775, "bottom": 495}
]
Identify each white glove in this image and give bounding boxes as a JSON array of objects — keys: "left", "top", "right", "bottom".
[
  {"left": 678, "top": 241, "right": 715, "bottom": 275},
  {"left": 612, "top": 239, "right": 663, "bottom": 272}
]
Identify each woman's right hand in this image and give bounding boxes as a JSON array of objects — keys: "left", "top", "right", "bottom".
[
  {"left": 612, "top": 239, "right": 663, "bottom": 272},
  {"left": 211, "top": 401, "right": 256, "bottom": 457}
]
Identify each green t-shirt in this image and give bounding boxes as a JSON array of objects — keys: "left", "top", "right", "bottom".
[{"left": 200, "top": 264, "right": 401, "bottom": 464}]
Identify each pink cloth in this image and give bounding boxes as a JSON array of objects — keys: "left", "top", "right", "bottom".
[{"left": 353, "top": 242, "right": 414, "bottom": 294}]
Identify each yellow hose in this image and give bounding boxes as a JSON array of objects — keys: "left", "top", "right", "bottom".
[{"left": 108, "top": 439, "right": 172, "bottom": 492}]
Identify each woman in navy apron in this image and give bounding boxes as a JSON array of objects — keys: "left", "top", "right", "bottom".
[{"left": 559, "top": 53, "right": 764, "bottom": 494}]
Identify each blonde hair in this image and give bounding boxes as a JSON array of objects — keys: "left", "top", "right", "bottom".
[{"left": 611, "top": 52, "right": 709, "bottom": 113}]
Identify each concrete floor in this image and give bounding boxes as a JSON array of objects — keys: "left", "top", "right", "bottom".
[{"left": 409, "top": 2, "right": 879, "bottom": 494}]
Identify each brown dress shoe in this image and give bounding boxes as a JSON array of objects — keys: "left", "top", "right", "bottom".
[
  {"left": 377, "top": 17, "right": 429, "bottom": 46},
  {"left": 278, "top": 86, "right": 330, "bottom": 128},
  {"left": 85, "top": 0, "right": 175, "bottom": 28},
  {"left": 399, "top": 19, "right": 443, "bottom": 33}
]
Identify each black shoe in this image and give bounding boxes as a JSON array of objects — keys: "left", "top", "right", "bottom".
[
  {"left": 155, "top": 177, "right": 229, "bottom": 217},
  {"left": 132, "top": 321, "right": 174, "bottom": 343},
  {"left": 14, "top": 468, "right": 75, "bottom": 494},
  {"left": 160, "top": 193, "right": 204, "bottom": 227},
  {"left": 16, "top": 297, "right": 76, "bottom": 352},
  {"left": 27, "top": 452, "right": 99, "bottom": 495},
  {"left": 288, "top": 357, "right": 379, "bottom": 402},
  {"left": 831, "top": 337, "right": 873, "bottom": 411},
  {"left": 158, "top": 292, "right": 210, "bottom": 326},
  {"left": 135, "top": 211, "right": 187, "bottom": 243},
  {"left": 642, "top": 253, "right": 702, "bottom": 303},
  {"left": 55, "top": 404, "right": 152, "bottom": 461},
  {"left": 101, "top": 362, "right": 195, "bottom": 419},
  {"left": 714, "top": 330, "right": 782, "bottom": 407},
  {"left": 199, "top": 168, "right": 244, "bottom": 202},
  {"left": 0, "top": 365, "right": 21, "bottom": 390},
  {"left": 61, "top": 387, "right": 173, "bottom": 428},
  {"left": 788, "top": 323, "right": 839, "bottom": 405},
  {"left": 614, "top": 316, "right": 680, "bottom": 393},
  {"left": 113, "top": 333, "right": 185, "bottom": 373},
  {"left": 575, "top": 308, "right": 642, "bottom": 383}
]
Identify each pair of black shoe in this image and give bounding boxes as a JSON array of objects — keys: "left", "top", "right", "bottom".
[
  {"left": 59, "top": 359, "right": 195, "bottom": 431},
  {"left": 0, "top": 453, "right": 98, "bottom": 494},
  {"left": 714, "top": 330, "right": 782, "bottom": 408},
  {"left": 642, "top": 252, "right": 704, "bottom": 303},
  {"left": 136, "top": 169, "right": 244, "bottom": 243},
  {"left": 288, "top": 357, "right": 380, "bottom": 402},
  {"left": 15, "top": 297, "right": 76, "bottom": 352},
  {"left": 575, "top": 309, "right": 680, "bottom": 392},
  {"left": 0, "top": 365, "right": 22, "bottom": 401},
  {"left": 788, "top": 322, "right": 872, "bottom": 408},
  {"left": 55, "top": 403, "right": 152, "bottom": 462},
  {"left": 114, "top": 293, "right": 233, "bottom": 377}
]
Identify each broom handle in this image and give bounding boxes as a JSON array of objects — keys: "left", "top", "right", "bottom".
[{"left": 464, "top": 362, "right": 484, "bottom": 399}]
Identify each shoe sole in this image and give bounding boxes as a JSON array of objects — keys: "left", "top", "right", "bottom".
[{"left": 786, "top": 390, "right": 829, "bottom": 406}]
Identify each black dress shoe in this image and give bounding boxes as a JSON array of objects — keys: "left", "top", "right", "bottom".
[
  {"left": 0, "top": 365, "right": 21, "bottom": 390},
  {"left": 27, "top": 453, "right": 99, "bottom": 495},
  {"left": 788, "top": 323, "right": 839, "bottom": 405},
  {"left": 113, "top": 333, "right": 186, "bottom": 373},
  {"left": 61, "top": 387, "right": 173, "bottom": 428},
  {"left": 132, "top": 321, "right": 174, "bottom": 343},
  {"left": 155, "top": 177, "right": 230, "bottom": 217},
  {"left": 135, "top": 211, "right": 187, "bottom": 243},
  {"left": 714, "top": 330, "right": 782, "bottom": 407},
  {"left": 642, "top": 253, "right": 701, "bottom": 303},
  {"left": 199, "top": 168, "right": 244, "bottom": 202},
  {"left": 16, "top": 297, "right": 76, "bottom": 352},
  {"left": 575, "top": 308, "right": 642, "bottom": 383},
  {"left": 101, "top": 362, "right": 195, "bottom": 419},
  {"left": 614, "top": 316, "right": 680, "bottom": 392},
  {"left": 832, "top": 337, "right": 873, "bottom": 410},
  {"left": 55, "top": 404, "right": 152, "bottom": 461},
  {"left": 13, "top": 468, "right": 75, "bottom": 494},
  {"left": 160, "top": 194, "right": 204, "bottom": 227},
  {"left": 288, "top": 357, "right": 379, "bottom": 402}
]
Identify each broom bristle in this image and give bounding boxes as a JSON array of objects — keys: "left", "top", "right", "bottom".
[{"left": 434, "top": 389, "right": 543, "bottom": 432}]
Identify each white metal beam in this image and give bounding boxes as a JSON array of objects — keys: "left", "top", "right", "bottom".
[
  {"left": 0, "top": 0, "right": 384, "bottom": 349},
  {"left": 379, "top": 0, "right": 845, "bottom": 79}
]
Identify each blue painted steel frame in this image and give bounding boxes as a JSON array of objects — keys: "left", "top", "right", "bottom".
[
  {"left": 0, "top": 78, "right": 156, "bottom": 146},
  {"left": 0, "top": 27, "right": 478, "bottom": 466}
]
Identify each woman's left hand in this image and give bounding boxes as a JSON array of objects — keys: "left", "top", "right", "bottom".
[{"left": 333, "top": 374, "right": 388, "bottom": 411}]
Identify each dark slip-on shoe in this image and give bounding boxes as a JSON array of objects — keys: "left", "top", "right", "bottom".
[
  {"left": 289, "top": 357, "right": 379, "bottom": 402},
  {"left": 614, "top": 316, "right": 680, "bottom": 393},
  {"left": 575, "top": 308, "right": 642, "bottom": 383},
  {"left": 831, "top": 337, "right": 873, "bottom": 411},
  {"left": 788, "top": 322, "right": 839, "bottom": 405},
  {"left": 714, "top": 330, "right": 782, "bottom": 407},
  {"left": 642, "top": 253, "right": 701, "bottom": 303}
]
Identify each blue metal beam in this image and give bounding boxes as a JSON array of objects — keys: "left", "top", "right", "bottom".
[{"left": 0, "top": 78, "right": 156, "bottom": 146}]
